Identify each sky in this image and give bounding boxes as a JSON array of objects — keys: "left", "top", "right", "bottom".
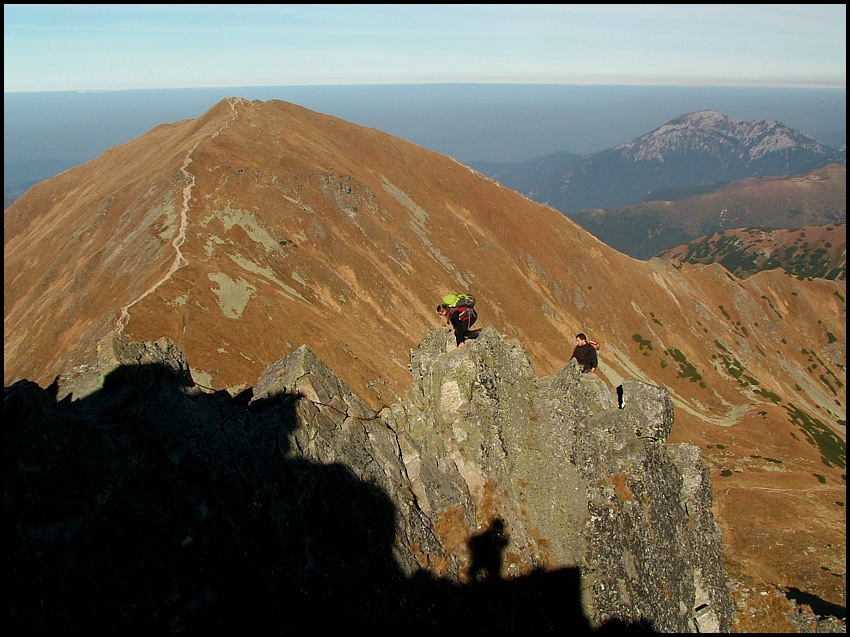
[{"left": 4, "top": 4, "right": 846, "bottom": 93}]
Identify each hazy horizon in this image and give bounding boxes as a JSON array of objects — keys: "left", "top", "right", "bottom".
[{"left": 4, "top": 84, "right": 846, "bottom": 195}]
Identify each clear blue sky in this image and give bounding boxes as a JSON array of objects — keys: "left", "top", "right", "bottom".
[{"left": 4, "top": 4, "right": 846, "bottom": 93}]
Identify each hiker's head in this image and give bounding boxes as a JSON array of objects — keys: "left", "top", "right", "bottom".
[
  {"left": 576, "top": 333, "right": 587, "bottom": 344},
  {"left": 436, "top": 304, "right": 448, "bottom": 315}
]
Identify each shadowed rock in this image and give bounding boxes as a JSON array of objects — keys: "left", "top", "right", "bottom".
[{"left": 6, "top": 328, "right": 742, "bottom": 633}]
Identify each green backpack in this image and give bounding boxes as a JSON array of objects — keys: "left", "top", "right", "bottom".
[
  {"left": 442, "top": 293, "right": 476, "bottom": 309},
  {"left": 442, "top": 293, "right": 477, "bottom": 327}
]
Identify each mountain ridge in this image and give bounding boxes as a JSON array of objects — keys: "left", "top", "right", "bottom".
[{"left": 570, "top": 163, "right": 846, "bottom": 260}]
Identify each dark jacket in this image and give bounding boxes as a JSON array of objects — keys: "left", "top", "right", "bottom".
[{"left": 570, "top": 343, "right": 598, "bottom": 373}]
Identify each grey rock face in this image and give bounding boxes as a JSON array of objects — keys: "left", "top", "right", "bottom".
[{"left": 5, "top": 328, "right": 735, "bottom": 633}]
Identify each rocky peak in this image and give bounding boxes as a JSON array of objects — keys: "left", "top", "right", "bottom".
[
  {"left": 5, "top": 328, "right": 737, "bottom": 632},
  {"left": 617, "top": 109, "right": 831, "bottom": 163}
]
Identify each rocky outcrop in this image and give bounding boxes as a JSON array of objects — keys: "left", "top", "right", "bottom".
[{"left": 5, "top": 328, "right": 735, "bottom": 633}]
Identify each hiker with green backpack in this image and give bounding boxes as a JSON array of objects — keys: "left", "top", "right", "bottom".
[{"left": 436, "top": 293, "right": 478, "bottom": 349}]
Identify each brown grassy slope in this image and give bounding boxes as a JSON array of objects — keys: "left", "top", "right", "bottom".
[
  {"left": 4, "top": 97, "right": 846, "bottom": 631},
  {"left": 571, "top": 164, "right": 847, "bottom": 260},
  {"left": 651, "top": 164, "right": 847, "bottom": 231}
]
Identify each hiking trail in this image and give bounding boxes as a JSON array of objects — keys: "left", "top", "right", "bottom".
[{"left": 115, "top": 97, "right": 247, "bottom": 335}]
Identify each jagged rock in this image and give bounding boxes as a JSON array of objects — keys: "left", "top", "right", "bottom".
[{"left": 5, "top": 328, "right": 737, "bottom": 633}]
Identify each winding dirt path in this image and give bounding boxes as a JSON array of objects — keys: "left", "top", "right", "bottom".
[{"left": 115, "top": 97, "right": 246, "bottom": 335}]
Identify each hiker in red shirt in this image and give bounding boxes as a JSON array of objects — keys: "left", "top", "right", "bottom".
[{"left": 436, "top": 302, "right": 477, "bottom": 349}]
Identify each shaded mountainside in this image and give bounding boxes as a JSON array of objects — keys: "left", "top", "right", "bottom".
[
  {"left": 656, "top": 224, "right": 846, "bottom": 281},
  {"left": 4, "top": 97, "right": 846, "bottom": 632},
  {"left": 569, "top": 164, "right": 846, "bottom": 260}
]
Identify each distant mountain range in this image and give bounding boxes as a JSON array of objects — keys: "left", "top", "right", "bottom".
[
  {"left": 469, "top": 110, "right": 845, "bottom": 214},
  {"left": 468, "top": 111, "right": 846, "bottom": 261}
]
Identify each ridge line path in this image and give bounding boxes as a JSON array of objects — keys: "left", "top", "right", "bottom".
[{"left": 115, "top": 97, "right": 247, "bottom": 335}]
